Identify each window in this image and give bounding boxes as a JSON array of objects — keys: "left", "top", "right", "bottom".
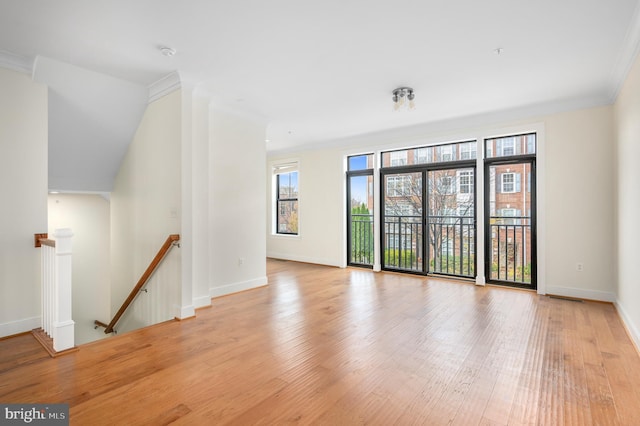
[
  {"left": 526, "top": 134, "right": 536, "bottom": 154},
  {"left": 381, "top": 141, "right": 476, "bottom": 167},
  {"left": 502, "top": 138, "right": 516, "bottom": 156},
  {"left": 460, "top": 142, "right": 476, "bottom": 160},
  {"left": 275, "top": 166, "right": 299, "bottom": 235},
  {"left": 458, "top": 170, "right": 473, "bottom": 194},
  {"left": 499, "top": 172, "right": 521, "bottom": 193},
  {"left": 439, "top": 176, "right": 454, "bottom": 194},
  {"left": 387, "top": 175, "right": 412, "bottom": 196},
  {"left": 485, "top": 134, "right": 536, "bottom": 159},
  {"left": 439, "top": 145, "right": 453, "bottom": 162},
  {"left": 390, "top": 151, "right": 407, "bottom": 166},
  {"left": 348, "top": 154, "right": 373, "bottom": 171},
  {"left": 501, "top": 173, "right": 515, "bottom": 193},
  {"left": 415, "top": 148, "right": 430, "bottom": 164}
]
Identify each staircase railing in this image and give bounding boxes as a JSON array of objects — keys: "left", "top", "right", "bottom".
[
  {"left": 35, "top": 229, "right": 75, "bottom": 355},
  {"left": 95, "top": 234, "right": 180, "bottom": 334}
]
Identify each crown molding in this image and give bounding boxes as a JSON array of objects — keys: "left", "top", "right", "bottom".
[
  {"left": 607, "top": 1, "right": 640, "bottom": 102},
  {"left": 0, "top": 50, "right": 34, "bottom": 75},
  {"left": 148, "top": 71, "right": 181, "bottom": 103}
]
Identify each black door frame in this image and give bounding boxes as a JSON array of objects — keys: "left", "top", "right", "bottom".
[
  {"left": 483, "top": 156, "right": 537, "bottom": 289},
  {"left": 346, "top": 168, "right": 374, "bottom": 268},
  {"left": 380, "top": 160, "right": 477, "bottom": 278}
]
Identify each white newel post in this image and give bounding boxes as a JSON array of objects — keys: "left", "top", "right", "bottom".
[{"left": 52, "top": 228, "right": 75, "bottom": 351}]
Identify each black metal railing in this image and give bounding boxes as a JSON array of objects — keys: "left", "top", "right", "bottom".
[
  {"left": 383, "top": 215, "right": 423, "bottom": 272},
  {"left": 427, "top": 215, "right": 475, "bottom": 277},
  {"left": 350, "top": 214, "right": 374, "bottom": 265},
  {"left": 489, "top": 217, "right": 532, "bottom": 284}
]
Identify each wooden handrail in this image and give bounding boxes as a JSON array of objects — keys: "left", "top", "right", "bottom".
[
  {"left": 39, "top": 239, "right": 56, "bottom": 248},
  {"left": 96, "top": 234, "right": 180, "bottom": 334}
]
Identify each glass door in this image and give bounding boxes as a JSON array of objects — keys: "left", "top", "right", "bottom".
[
  {"left": 381, "top": 171, "right": 424, "bottom": 272},
  {"left": 427, "top": 167, "right": 476, "bottom": 278},
  {"left": 347, "top": 174, "right": 374, "bottom": 267},
  {"left": 485, "top": 160, "right": 536, "bottom": 288}
]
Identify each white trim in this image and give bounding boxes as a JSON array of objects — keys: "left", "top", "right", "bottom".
[
  {"left": 0, "top": 50, "right": 33, "bottom": 75},
  {"left": 615, "top": 300, "right": 640, "bottom": 352},
  {"left": 535, "top": 124, "right": 546, "bottom": 296},
  {"left": 192, "top": 295, "right": 212, "bottom": 309},
  {"left": 148, "top": 71, "right": 182, "bottom": 103},
  {"left": 546, "top": 286, "right": 615, "bottom": 302},
  {"left": 52, "top": 320, "right": 75, "bottom": 352},
  {"left": 175, "top": 304, "right": 196, "bottom": 320},
  {"left": 209, "top": 277, "right": 268, "bottom": 298},
  {"left": 475, "top": 136, "right": 485, "bottom": 286},
  {"left": 0, "top": 316, "right": 41, "bottom": 338}
]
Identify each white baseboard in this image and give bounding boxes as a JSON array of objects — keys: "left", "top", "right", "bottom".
[
  {"left": 0, "top": 316, "right": 41, "bottom": 338},
  {"left": 193, "top": 295, "right": 212, "bottom": 309},
  {"left": 545, "top": 286, "right": 616, "bottom": 302},
  {"left": 266, "top": 252, "right": 341, "bottom": 267},
  {"left": 615, "top": 300, "right": 640, "bottom": 352},
  {"left": 210, "top": 276, "right": 268, "bottom": 298},
  {"left": 175, "top": 304, "right": 196, "bottom": 320}
]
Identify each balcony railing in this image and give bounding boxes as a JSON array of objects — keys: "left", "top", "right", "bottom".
[
  {"left": 349, "top": 214, "right": 374, "bottom": 265},
  {"left": 382, "top": 214, "right": 475, "bottom": 277},
  {"left": 383, "top": 215, "right": 423, "bottom": 272},
  {"left": 489, "top": 217, "right": 532, "bottom": 284},
  {"left": 428, "top": 215, "right": 475, "bottom": 277}
]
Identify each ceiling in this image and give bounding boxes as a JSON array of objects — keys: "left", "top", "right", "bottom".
[{"left": 1, "top": 0, "right": 640, "bottom": 178}]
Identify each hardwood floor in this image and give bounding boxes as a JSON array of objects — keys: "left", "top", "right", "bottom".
[{"left": 1, "top": 259, "right": 640, "bottom": 425}]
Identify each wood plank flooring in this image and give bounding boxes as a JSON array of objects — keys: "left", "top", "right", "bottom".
[{"left": 1, "top": 259, "right": 640, "bottom": 425}]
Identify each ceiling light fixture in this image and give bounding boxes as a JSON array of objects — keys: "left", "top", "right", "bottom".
[
  {"left": 392, "top": 87, "right": 415, "bottom": 111},
  {"left": 160, "top": 46, "right": 176, "bottom": 57}
]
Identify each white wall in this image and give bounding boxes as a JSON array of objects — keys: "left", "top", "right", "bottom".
[
  {"left": 543, "top": 106, "right": 616, "bottom": 300},
  {"left": 110, "top": 89, "right": 182, "bottom": 334},
  {"left": 48, "top": 194, "right": 110, "bottom": 344},
  {"left": 614, "top": 52, "right": 640, "bottom": 349},
  {"left": 0, "top": 68, "right": 48, "bottom": 337},
  {"left": 209, "top": 106, "right": 267, "bottom": 296},
  {"left": 267, "top": 149, "right": 345, "bottom": 267},
  {"left": 267, "top": 105, "right": 617, "bottom": 302},
  {"left": 188, "top": 91, "right": 211, "bottom": 309}
]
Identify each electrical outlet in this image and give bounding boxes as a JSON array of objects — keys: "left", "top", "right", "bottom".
[
  {"left": 238, "top": 257, "right": 245, "bottom": 266},
  {"left": 576, "top": 263, "right": 584, "bottom": 272}
]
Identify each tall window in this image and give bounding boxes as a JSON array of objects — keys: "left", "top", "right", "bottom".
[
  {"left": 458, "top": 170, "right": 474, "bottom": 194},
  {"left": 275, "top": 165, "right": 299, "bottom": 234},
  {"left": 484, "top": 133, "right": 536, "bottom": 288},
  {"left": 347, "top": 154, "right": 374, "bottom": 267}
]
